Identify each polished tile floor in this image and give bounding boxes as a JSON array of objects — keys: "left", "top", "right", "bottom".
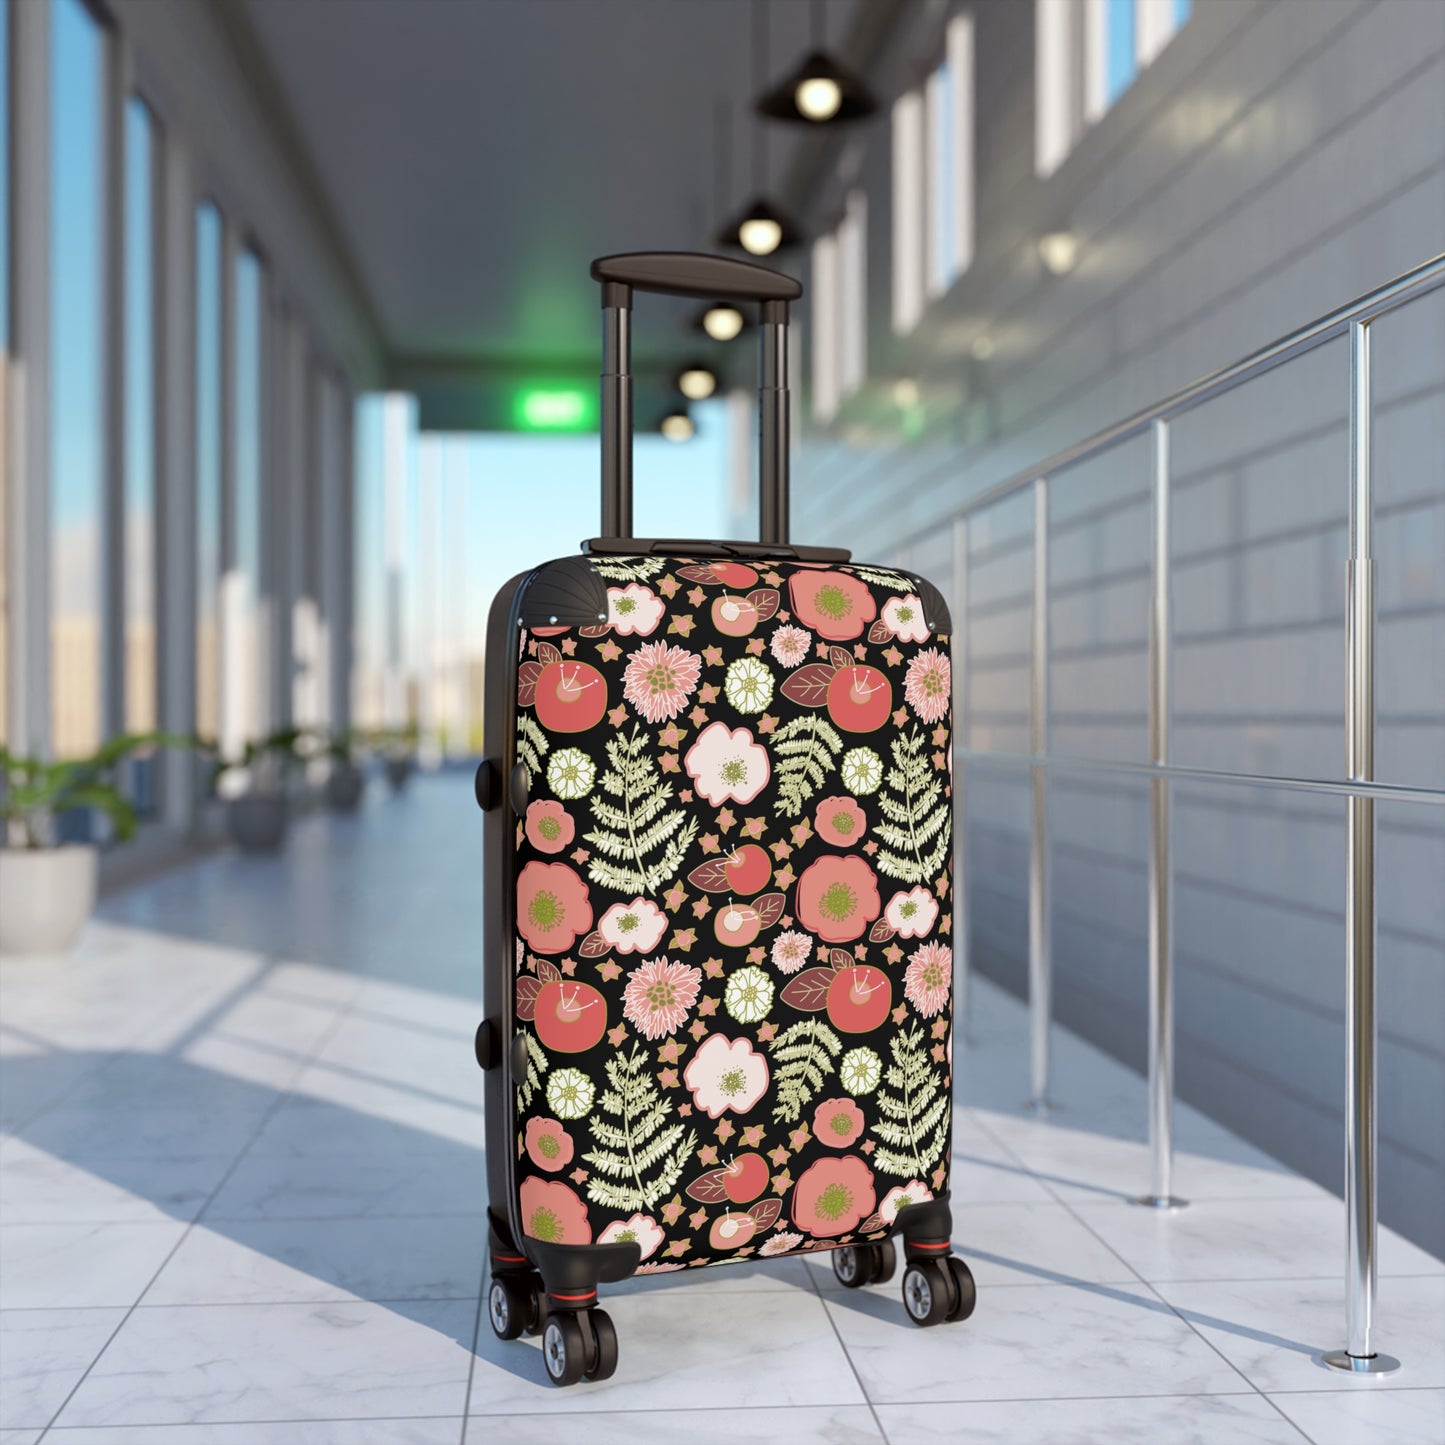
[{"left": 1, "top": 774, "right": 1441, "bottom": 1444}]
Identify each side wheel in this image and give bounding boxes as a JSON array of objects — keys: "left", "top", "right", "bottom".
[
  {"left": 487, "top": 1275, "right": 527, "bottom": 1341},
  {"left": 832, "top": 1246, "right": 869, "bottom": 1289},
  {"left": 902, "top": 1260, "right": 952, "bottom": 1327},
  {"left": 523, "top": 1275, "right": 548, "bottom": 1337},
  {"left": 945, "top": 1256, "right": 977, "bottom": 1322},
  {"left": 869, "top": 1240, "right": 897, "bottom": 1284},
  {"left": 584, "top": 1307, "right": 619, "bottom": 1381},
  {"left": 542, "top": 1313, "right": 587, "bottom": 1387}
]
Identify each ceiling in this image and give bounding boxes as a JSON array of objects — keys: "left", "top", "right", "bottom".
[{"left": 236, "top": 0, "right": 883, "bottom": 387}]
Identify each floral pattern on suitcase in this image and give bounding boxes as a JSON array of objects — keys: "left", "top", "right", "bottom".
[{"left": 511, "top": 555, "right": 952, "bottom": 1271}]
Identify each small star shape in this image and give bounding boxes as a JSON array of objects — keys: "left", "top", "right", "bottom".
[
  {"left": 560, "top": 957, "right": 577, "bottom": 976},
  {"left": 689, "top": 1207, "right": 709, "bottom": 1231},
  {"left": 571, "top": 847, "right": 590, "bottom": 864},
  {"left": 699, "top": 683, "right": 719, "bottom": 704},
  {"left": 853, "top": 943, "right": 867, "bottom": 960},
  {"left": 659, "top": 722, "right": 686, "bottom": 748},
  {"left": 703, "top": 646, "right": 724, "bottom": 667},
  {"left": 932, "top": 1164, "right": 948, "bottom": 1191},
  {"left": 698, "top": 997, "right": 719, "bottom": 1016},
  {"left": 892, "top": 707, "right": 909, "bottom": 727},
  {"left": 883, "top": 646, "right": 903, "bottom": 667},
  {"left": 527, "top": 640, "right": 538, "bottom": 656},
  {"left": 669, "top": 614, "right": 696, "bottom": 637},
  {"left": 692, "top": 896, "right": 714, "bottom": 919},
  {"left": 771, "top": 1170, "right": 792, "bottom": 1194},
  {"left": 939, "top": 915, "right": 951, "bottom": 934},
  {"left": 746, "top": 637, "right": 766, "bottom": 655},
  {"left": 774, "top": 865, "right": 795, "bottom": 889},
  {"left": 661, "top": 753, "right": 680, "bottom": 773},
  {"left": 700, "top": 833, "right": 720, "bottom": 855},
  {"left": 661, "top": 1195, "right": 685, "bottom": 1225},
  {"left": 853, "top": 642, "right": 868, "bottom": 659},
  {"left": 934, "top": 872, "right": 949, "bottom": 896},
  {"left": 599, "top": 640, "right": 623, "bottom": 662},
  {"left": 932, "top": 725, "right": 949, "bottom": 747},
  {"left": 607, "top": 704, "right": 628, "bottom": 724},
  {"left": 689, "top": 1018, "right": 709, "bottom": 1041},
  {"left": 716, "top": 808, "right": 736, "bottom": 833},
  {"left": 884, "top": 943, "right": 904, "bottom": 964},
  {"left": 933, "top": 751, "right": 946, "bottom": 770},
  {"left": 816, "top": 641, "right": 832, "bottom": 659},
  {"left": 698, "top": 1145, "right": 719, "bottom": 1167},
  {"left": 816, "top": 945, "right": 831, "bottom": 961},
  {"left": 741, "top": 1125, "right": 766, "bottom": 1148},
  {"left": 571, "top": 1167, "right": 589, "bottom": 1184},
  {"left": 764, "top": 571, "right": 783, "bottom": 587},
  {"left": 665, "top": 1239, "right": 692, "bottom": 1259},
  {"left": 591, "top": 960, "right": 617, "bottom": 985},
  {"left": 789, "top": 1124, "right": 811, "bottom": 1151},
  {"left": 703, "top": 955, "right": 725, "bottom": 978},
  {"left": 863, "top": 839, "right": 879, "bottom": 855},
  {"left": 681, "top": 790, "right": 694, "bottom": 803},
  {"left": 758, "top": 713, "right": 778, "bottom": 734},
  {"left": 658, "top": 1039, "right": 686, "bottom": 1063},
  {"left": 742, "top": 816, "right": 766, "bottom": 839},
  {"left": 861, "top": 1139, "right": 876, "bottom": 1155},
  {"left": 747, "top": 946, "right": 765, "bottom": 964},
  {"left": 715, "top": 1119, "right": 735, "bottom": 1143},
  {"left": 776, "top": 608, "right": 791, "bottom": 622},
  {"left": 659, "top": 576, "right": 680, "bottom": 598},
  {"left": 932, "top": 1045, "right": 947, "bottom": 1063},
  {"left": 678, "top": 1103, "right": 693, "bottom": 1117},
  {"left": 689, "top": 704, "right": 710, "bottom": 727},
  {"left": 790, "top": 820, "right": 813, "bottom": 847},
  {"left": 659, "top": 1067, "right": 679, "bottom": 1088},
  {"left": 891, "top": 1004, "right": 908, "bottom": 1024},
  {"left": 769, "top": 839, "right": 792, "bottom": 860},
  {"left": 671, "top": 928, "right": 697, "bottom": 952},
  {"left": 561, "top": 637, "right": 577, "bottom": 655},
  {"left": 768, "top": 1145, "right": 790, "bottom": 1167},
  {"left": 607, "top": 1024, "right": 628, "bottom": 1046},
  {"left": 664, "top": 883, "right": 687, "bottom": 910}
]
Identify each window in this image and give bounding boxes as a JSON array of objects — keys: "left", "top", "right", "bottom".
[
  {"left": 893, "top": 12, "right": 974, "bottom": 334},
  {"left": 195, "top": 202, "right": 222, "bottom": 744},
  {"left": 232, "top": 246, "right": 263, "bottom": 744},
  {"left": 49, "top": 0, "right": 106, "bottom": 760},
  {"left": 1037, "top": 0, "right": 1193, "bottom": 176},
  {"left": 811, "top": 190, "right": 867, "bottom": 424},
  {"left": 0, "top": 0, "right": 10, "bottom": 747}
]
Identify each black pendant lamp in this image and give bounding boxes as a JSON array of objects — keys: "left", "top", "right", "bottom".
[{"left": 756, "top": 0, "right": 877, "bottom": 124}]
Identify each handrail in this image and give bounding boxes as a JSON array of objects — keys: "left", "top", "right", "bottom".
[{"left": 940, "top": 254, "right": 1445, "bottom": 1376}]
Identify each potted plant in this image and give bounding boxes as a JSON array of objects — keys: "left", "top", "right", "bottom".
[
  {"left": 0, "top": 732, "right": 185, "bottom": 955},
  {"left": 325, "top": 729, "right": 366, "bottom": 811},
  {"left": 221, "top": 727, "right": 308, "bottom": 853}
]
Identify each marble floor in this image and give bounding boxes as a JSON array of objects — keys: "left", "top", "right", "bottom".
[{"left": 1, "top": 773, "right": 1442, "bottom": 1445}]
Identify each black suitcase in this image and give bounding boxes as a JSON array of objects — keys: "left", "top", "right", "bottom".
[{"left": 475, "top": 252, "right": 975, "bottom": 1386}]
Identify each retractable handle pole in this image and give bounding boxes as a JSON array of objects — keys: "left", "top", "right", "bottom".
[{"left": 592, "top": 252, "right": 802, "bottom": 545}]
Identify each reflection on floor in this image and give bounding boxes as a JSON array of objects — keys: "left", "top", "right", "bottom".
[{"left": 1, "top": 773, "right": 1441, "bottom": 1444}]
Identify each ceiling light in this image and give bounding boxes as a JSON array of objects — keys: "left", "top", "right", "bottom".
[
  {"left": 660, "top": 412, "right": 696, "bottom": 442},
  {"left": 717, "top": 196, "right": 799, "bottom": 257},
  {"left": 796, "top": 75, "right": 842, "bottom": 121},
  {"left": 1037, "top": 232, "right": 1078, "bottom": 276},
  {"left": 757, "top": 50, "right": 877, "bottom": 125},
  {"left": 677, "top": 364, "right": 718, "bottom": 401},
  {"left": 697, "top": 304, "right": 747, "bottom": 342}
]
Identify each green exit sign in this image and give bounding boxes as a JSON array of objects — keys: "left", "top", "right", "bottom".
[{"left": 515, "top": 387, "right": 594, "bottom": 432}]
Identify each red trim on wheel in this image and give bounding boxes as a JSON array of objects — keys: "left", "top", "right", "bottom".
[
  {"left": 549, "top": 1290, "right": 598, "bottom": 1302},
  {"left": 909, "top": 1239, "right": 952, "bottom": 1251},
  {"left": 491, "top": 1253, "right": 528, "bottom": 1265}
]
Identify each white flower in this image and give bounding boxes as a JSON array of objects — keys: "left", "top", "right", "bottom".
[
  {"left": 597, "top": 897, "right": 668, "bottom": 954},
  {"left": 884, "top": 886, "right": 940, "bottom": 939},
  {"left": 546, "top": 1068, "right": 596, "bottom": 1120},
  {"left": 683, "top": 1033, "right": 770, "bottom": 1117},
  {"left": 547, "top": 748, "right": 596, "bottom": 800},
  {"left": 684, "top": 722, "right": 770, "bottom": 806},
  {"left": 839, "top": 1047, "right": 882, "bottom": 1095},
  {"left": 881, "top": 593, "right": 929, "bottom": 644},
  {"left": 769, "top": 625, "right": 811, "bottom": 667},
  {"left": 607, "top": 583, "right": 665, "bottom": 636},
  {"left": 723, "top": 966, "right": 774, "bottom": 1024},
  {"left": 840, "top": 747, "right": 883, "bottom": 796},
  {"left": 598, "top": 1212, "right": 665, "bottom": 1260},
  {"left": 724, "top": 656, "right": 774, "bottom": 714},
  {"left": 879, "top": 1181, "right": 933, "bottom": 1223}
]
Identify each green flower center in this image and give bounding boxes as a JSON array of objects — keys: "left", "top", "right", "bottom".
[
  {"left": 720, "top": 757, "right": 748, "bottom": 785},
  {"left": 645, "top": 662, "right": 678, "bottom": 694},
  {"left": 529, "top": 890, "right": 563, "bottom": 930},
  {"left": 830, "top": 811, "right": 855, "bottom": 836},
  {"left": 923, "top": 962, "right": 945, "bottom": 989},
  {"left": 736, "top": 980, "right": 763, "bottom": 1005},
  {"left": 895, "top": 604, "right": 914, "bottom": 623},
  {"left": 645, "top": 978, "right": 677, "bottom": 1008},
  {"left": 616, "top": 912, "right": 640, "bottom": 934},
  {"left": 537, "top": 816, "right": 562, "bottom": 841},
  {"left": 899, "top": 900, "right": 918, "bottom": 919},
  {"left": 537, "top": 1132, "right": 561, "bottom": 1160},
  {"left": 529, "top": 1205, "right": 563, "bottom": 1241},
  {"left": 819, "top": 881, "right": 857, "bottom": 921},
  {"left": 896, "top": 1192, "right": 913, "bottom": 1210},
  {"left": 719, "top": 1066, "right": 747, "bottom": 1096},
  {"left": 615, "top": 1227, "right": 637, "bottom": 1242},
  {"left": 816, "top": 1181, "right": 854, "bottom": 1220},
  {"left": 924, "top": 670, "right": 944, "bottom": 696},
  {"left": 616, "top": 596, "right": 637, "bottom": 614},
  {"left": 827, "top": 1111, "right": 854, "bottom": 1138},
  {"left": 815, "top": 584, "right": 851, "bottom": 620}
]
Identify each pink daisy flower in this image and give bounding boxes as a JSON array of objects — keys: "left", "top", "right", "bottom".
[
  {"left": 770, "top": 930, "right": 813, "bottom": 975},
  {"left": 759, "top": 1231, "right": 804, "bottom": 1257},
  {"left": 770, "top": 625, "right": 811, "bottom": 668},
  {"left": 904, "top": 941, "right": 952, "bottom": 1017},
  {"left": 904, "top": 647, "right": 951, "bottom": 724},
  {"left": 622, "top": 956, "right": 703, "bottom": 1039},
  {"left": 623, "top": 641, "right": 702, "bottom": 723}
]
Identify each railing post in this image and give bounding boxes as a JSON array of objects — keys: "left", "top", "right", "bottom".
[
  {"left": 953, "top": 514, "right": 971, "bottom": 1039},
  {"left": 1028, "top": 477, "right": 1056, "bottom": 1111},
  {"left": 1325, "top": 321, "right": 1399, "bottom": 1374},
  {"left": 1135, "top": 418, "right": 1187, "bottom": 1209}
]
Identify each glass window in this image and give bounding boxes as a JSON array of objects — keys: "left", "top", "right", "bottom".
[
  {"left": 890, "top": 90, "right": 925, "bottom": 335},
  {"left": 0, "top": 0, "right": 10, "bottom": 747},
  {"left": 1106, "top": 0, "right": 1137, "bottom": 106},
  {"left": 49, "top": 0, "right": 106, "bottom": 761},
  {"left": 234, "top": 247, "right": 263, "bottom": 741},
  {"left": 195, "top": 202, "right": 222, "bottom": 744}
]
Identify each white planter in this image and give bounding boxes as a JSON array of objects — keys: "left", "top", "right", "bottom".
[{"left": 0, "top": 844, "right": 99, "bottom": 955}]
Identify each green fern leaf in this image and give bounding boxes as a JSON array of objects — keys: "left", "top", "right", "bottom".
[
  {"left": 870, "top": 728, "right": 951, "bottom": 883},
  {"left": 867, "top": 1024, "right": 950, "bottom": 1178},
  {"left": 771, "top": 715, "right": 844, "bottom": 818},
  {"left": 516, "top": 715, "right": 550, "bottom": 778},
  {"left": 769, "top": 1018, "right": 844, "bottom": 1122},
  {"left": 582, "top": 1044, "right": 697, "bottom": 1211}
]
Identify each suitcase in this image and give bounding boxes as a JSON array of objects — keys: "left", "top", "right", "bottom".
[{"left": 474, "top": 252, "right": 975, "bottom": 1386}]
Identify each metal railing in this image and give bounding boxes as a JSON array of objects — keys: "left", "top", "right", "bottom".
[{"left": 917, "top": 252, "right": 1445, "bottom": 1373}]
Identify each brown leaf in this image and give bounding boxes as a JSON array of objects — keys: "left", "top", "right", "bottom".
[
  {"left": 747, "top": 589, "right": 780, "bottom": 622},
  {"left": 830, "top": 949, "right": 855, "bottom": 970},
  {"left": 536, "top": 959, "right": 562, "bottom": 983},
  {"left": 857, "top": 1212, "right": 886, "bottom": 1234},
  {"left": 868, "top": 920, "right": 897, "bottom": 944},
  {"left": 535, "top": 642, "right": 563, "bottom": 666},
  {"left": 688, "top": 857, "right": 735, "bottom": 893},
  {"left": 578, "top": 624, "right": 611, "bottom": 638},
  {"left": 867, "top": 620, "right": 893, "bottom": 645},
  {"left": 779, "top": 663, "right": 835, "bottom": 708},
  {"left": 578, "top": 931, "right": 611, "bottom": 958},
  {"left": 685, "top": 1169, "right": 731, "bottom": 1204},
  {"left": 780, "top": 967, "right": 836, "bottom": 1011},
  {"left": 748, "top": 1197, "right": 783, "bottom": 1231},
  {"left": 753, "top": 892, "right": 787, "bottom": 928},
  {"left": 676, "top": 564, "right": 722, "bottom": 585},
  {"left": 517, "top": 660, "right": 544, "bottom": 708},
  {"left": 829, "top": 646, "right": 853, "bottom": 671},
  {"left": 515, "top": 976, "right": 542, "bottom": 1022}
]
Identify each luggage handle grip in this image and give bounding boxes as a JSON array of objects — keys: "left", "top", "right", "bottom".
[{"left": 592, "top": 251, "right": 799, "bottom": 549}]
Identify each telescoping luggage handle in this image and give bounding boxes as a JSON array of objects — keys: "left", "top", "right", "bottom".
[{"left": 591, "top": 252, "right": 801, "bottom": 548}]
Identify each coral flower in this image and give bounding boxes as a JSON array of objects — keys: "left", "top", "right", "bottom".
[
  {"left": 684, "top": 722, "right": 770, "bottom": 805},
  {"left": 812, "top": 1096, "right": 866, "bottom": 1149},
  {"left": 523, "top": 1117, "right": 574, "bottom": 1173},
  {"left": 524, "top": 800, "right": 574, "bottom": 854},
  {"left": 519, "top": 1177, "right": 592, "bottom": 1245},
  {"left": 623, "top": 640, "right": 702, "bottom": 723},
  {"left": 598, "top": 1212, "right": 665, "bottom": 1260},
  {"left": 607, "top": 584, "right": 665, "bottom": 636},
  {"left": 814, "top": 794, "right": 867, "bottom": 848},
  {"left": 880, "top": 593, "right": 930, "bottom": 644},
  {"left": 904, "top": 647, "right": 951, "bottom": 725},
  {"left": 622, "top": 956, "right": 703, "bottom": 1039},
  {"left": 791, "top": 1155, "right": 876, "bottom": 1238},
  {"left": 794, "top": 855, "right": 881, "bottom": 944},
  {"left": 516, "top": 861, "right": 593, "bottom": 954},
  {"left": 884, "top": 886, "right": 940, "bottom": 939},
  {"left": 597, "top": 897, "right": 668, "bottom": 954},
  {"left": 683, "top": 1033, "right": 770, "bottom": 1117},
  {"left": 788, "top": 569, "right": 877, "bottom": 641},
  {"left": 904, "top": 941, "right": 952, "bottom": 1017}
]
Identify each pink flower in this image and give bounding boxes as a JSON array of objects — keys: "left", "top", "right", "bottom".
[
  {"left": 770, "top": 930, "right": 813, "bottom": 975},
  {"left": 885, "top": 886, "right": 939, "bottom": 939},
  {"left": 759, "top": 1230, "right": 804, "bottom": 1257},
  {"left": 597, "top": 897, "right": 668, "bottom": 954},
  {"left": 516, "top": 861, "right": 593, "bottom": 954},
  {"left": 879, "top": 1181, "right": 933, "bottom": 1223},
  {"left": 904, "top": 648, "right": 951, "bottom": 724},
  {"left": 636, "top": 1261, "right": 686, "bottom": 1274},
  {"left": 683, "top": 1033, "right": 770, "bottom": 1117},
  {"left": 520, "top": 1177, "right": 592, "bottom": 1244},
  {"left": 789, "top": 570, "right": 877, "bottom": 641},
  {"left": 524, "top": 800, "right": 574, "bottom": 854},
  {"left": 812, "top": 1096, "right": 865, "bottom": 1149},
  {"left": 622, "top": 957, "right": 703, "bottom": 1039},
  {"left": 607, "top": 583, "right": 665, "bottom": 636},
  {"left": 814, "top": 794, "right": 867, "bottom": 847},
  {"left": 880, "top": 593, "right": 929, "bottom": 644},
  {"left": 795, "top": 855, "right": 881, "bottom": 944},
  {"left": 623, "top": 640, "right": 702, "bottom": 723},
  {"left": 684, "top": 722, "right": 770, "bottom": 806},
  {"left": 524, "top": 1117, "right": 574, "bottom": 1172},
  {"left": 769, "top": 625, "right": 811, "bottom": 667},
  {"left": 791, "top": 1155, "right": 876, "bottom": 1237},
  {"left": 598, "top": 1212, "right": 665, "bottom": 1260},
  {"left": 904, "top": 941, "right": 952, "bottom": 1017}
]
